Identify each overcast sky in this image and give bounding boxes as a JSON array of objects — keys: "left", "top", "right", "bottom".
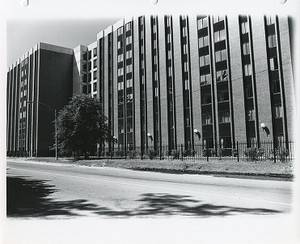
[{"left": 7, "top": 18, "right": 120, "bottom": 65}]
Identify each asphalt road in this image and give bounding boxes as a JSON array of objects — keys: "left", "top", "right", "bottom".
[{"left": 7, "top": 160, "right": 293, "bottom": 219}]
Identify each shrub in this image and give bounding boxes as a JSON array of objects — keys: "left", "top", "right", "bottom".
[
  {"left": 203, "top": 149, "right": 216, "bottom": 157},
  {"left": 147, "top": 149, "right": 157, "bottom": 160},
  {"left": 128, "top": 150, "right": 137, "bottom": 159},
  {"left": 171, "top": 149, "right": 180, "bottom": 159},
  {"left": 275, "top": 147, "right": 289, "bottom": 162},
  {"left": 115, "top": 150, "right": 125, "bottom": 157},
  {"left": 244, "top": 147, "right": 265, "bottom": 161}
]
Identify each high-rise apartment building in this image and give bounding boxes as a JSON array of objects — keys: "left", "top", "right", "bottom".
[
  {"left": 7, "top": 43, "right": 73, "bottom": 156},
  {"left": 7, "top": 15, "right": 294, "bottom": 157}
]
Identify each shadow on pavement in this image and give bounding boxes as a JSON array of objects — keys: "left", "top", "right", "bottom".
[{"left": 7, "top": 176, "right": 281, "bottom": 218}]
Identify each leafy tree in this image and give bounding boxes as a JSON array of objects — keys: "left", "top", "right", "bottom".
[{"left": 56, "top": 94, "right": 112, "bottom": 158}]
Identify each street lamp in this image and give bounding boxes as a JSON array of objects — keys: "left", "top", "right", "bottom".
[
  {"left": 147, "top": 133, "right": 153, "bottom": 142},
  {"left": 28, "top": 101, "right": 58, "bottom": 160},
  {"left": 113, "top": 136, "right": 118, "bottom": 144},
  {"left": 260, "top": 123, "right": 270, "bottom": 137},
  {"left": 194, "top": 129, "right": 201, "bottom": 141}
]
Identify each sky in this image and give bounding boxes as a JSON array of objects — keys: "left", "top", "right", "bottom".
[{"left": 7, "top": 18, "right": 120, "bottom": 65}]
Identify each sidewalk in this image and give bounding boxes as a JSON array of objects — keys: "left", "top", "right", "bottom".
[{"left": 8, "top": 157, "right": 294, "bottom": 180}]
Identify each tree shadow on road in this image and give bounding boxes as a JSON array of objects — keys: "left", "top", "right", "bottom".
[{"left": 7, "top": 176, "right": 282, "bottom": 219}]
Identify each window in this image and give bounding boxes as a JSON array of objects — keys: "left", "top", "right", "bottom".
[
  {"left": 126, "top": 79, "right": 133, "bottom": 88},
  {"left": 126, "top": 65, "right": 132, "bottom": 73},
  {"left": 200, "top": 74, "right": 211, "bottom": 85},
  {"left": 126, "top": 22, "right": 131, "bottom": 31},
  {"left": 214, "top": 29, "right": 226, "bottom": 42},
  {"left": 213, "top": 16, "right": 224, "bottom": 23},
  {"left": 197, "top": 16, "right": 208, "bottom": 29},
  {"left": 241, "top": 21, "right": 249, "bottom": 34},
  {"left": 117, "top": 41, "right": 122, "bottom": 49},
  {"left": 118, "top": 68, "right": 124, "bottom": 76},
  {"left": 182, "top": 27, "right": 187, "bottom": 37},
  {"left": 215, "top": 49, "right": 227, "bottom": 62},
  {"left": 247, "top": 109, "right": 255, "bottom": 121},
  {"left": 271, "top": 79, "right": 281, "bottom": 93},
  {"left": 218, "top": 89, "right": 229, "bottom": 102},
  {"left": 167, "top": 33, "right": 171, "bottom": 43},
  {"left": 244, "top": 64, "right": 252, "bottom": 76},
  {"left": 118, "top": 125, "right": 124, "bottom": 134},
  {"left": 93, "top": 70, "right": 97, "bottom": 80},
  {"left": 274, "top": 105, "right": 283, "bottom": 118},
  {"left": 266, "top": 16, "right": 276, "bottom": 25},
  {"left": 118, "top": 82, "right": 124, "bottom": 91},
  {"left": 184, "top": 62, "right": 189, "bottom": 72},
  {"left": 202, "top": 93, "right": 212, "bottom": 104},
  {"left": 127, "top": 93, "right": 133, "bottom": 102},
  {"left": 117, "top": 54, "right": 123, "bottom": 63},
  {"left": 202, "top": 113, "right": 212, "bottom": 124},
  {"left": 154, "top": 87, "right": 159, "bottom": 97},
  {"left": 219, "top": 110, "right": 230, "bottom": 123},
  {"left": 93, "top": 60, "right": 97, "bottom": 68},
  {"left": 184, "top": 79, "right": 189, "bottom": 90},
  {"left": 242, "top": 42, "right": 250, "bottom": 55},
  {"left": 126, "top": 50, "right": 132, "bottom": 59},
  {"left": 117, "top": 27, "right": 123, "bottom": 35},
  {"left": 270, "top": 57, "right": 278, "bottom": 70},
  {"left": 200, "top": 54, "right": 210, "bottom": 66},
  {"left": 168, "top": 66, "right": 173, "bottom": 75},
  {"left": 216, "top": 70, "right": 228, "bottom": 82},
  {"left": 93, "top": 82, "right": 97, "bottom": 92},
  {"left": 126, "top": 36, "right": 132, "bottom": 45},
  {"left": 245, "top": 84, "right": 253, "bottom": 97},
  {"left": 93, "top": 47, "right": 97, "bottom": 57},
  {"left": 198, "top": 36, "right": 209, "bottom": 48},
  {"left": 268, "top": 35, "right": 276, "bottom": 48}
]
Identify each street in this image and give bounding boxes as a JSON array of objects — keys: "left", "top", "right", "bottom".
[{"left": 7, "top": 160, "right": 292, "bottom": 218}]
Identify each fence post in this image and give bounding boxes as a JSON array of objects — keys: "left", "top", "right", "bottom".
[
  {"left": 206, "top": 143, "right": 209, "bottom": 162},
  {"left": 160, "top": 146, "right": 162, "bottom": 160},
  {"left": 141, "top": 148, "right": 143, "bottom": 160},
  {"left": 237, "top": 141, "right": 239, "bottom": 162},
  {"left": 181, "top": 144, "right": 183, "bottom": 161},
  {"left": 273, "top": 142, "right": 276, "bottom": 163}
]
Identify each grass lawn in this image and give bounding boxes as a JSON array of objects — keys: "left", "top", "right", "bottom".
[{"left": 18, "top": 157, "right": 294, "bottom": 179}]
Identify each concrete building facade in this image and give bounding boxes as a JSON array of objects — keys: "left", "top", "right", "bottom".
[
  {"left": 7, "top": 43, "right": 74, "bottom": 156},
  {"left": 7, "top": 15, "right": 295, "bottom": 156}
]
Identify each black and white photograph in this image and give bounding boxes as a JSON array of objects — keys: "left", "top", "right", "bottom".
[{"left": 1, "top": 0, "right": 300, "bottom": 243}]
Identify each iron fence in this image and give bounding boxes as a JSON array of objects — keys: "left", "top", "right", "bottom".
[
  {"left": 8, "top": 141, "right": 295, "bottom": 162},
  {"left": 89, "top": 140, "right": 295, "bottom": 162}
]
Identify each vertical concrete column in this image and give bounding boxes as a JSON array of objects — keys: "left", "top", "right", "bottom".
[
  {"left": 112, "top": 27, "right": 119, "bottom": 142},
  {"left": 16, "top": 62, "right": 21, "bottom": 152},
  {"left": 227, "top": 16, "right": 247, "bottom": 143},
  {"left": 278, "top": 17, "right": 295, "bottom": 142},
  {"left": 251, "top": 16, "right": 273, "bottom": 142},
  {"left": 189, "top": 15, "right": 202, "bottom": 145},
  {"left": 133, "top": 17, "right": 141, "bottom": 148},
  {"left": 158, "top": 16, "right": 169, "bottom": 148},
  {"left": 145, "top": 15, "right": 154, "bottom": 148},
  {"left": 173, "top": 15, "right": 185, "bottom": 147},
  {"left": 104, "top": 30, "right": 110, "bottom": 121}
]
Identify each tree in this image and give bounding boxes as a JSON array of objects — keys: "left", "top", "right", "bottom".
[{"left": 56, "top": 94, "right": 112, "bottom": 158}]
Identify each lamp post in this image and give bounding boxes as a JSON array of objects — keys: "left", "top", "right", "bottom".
[
  {"left": 28, "top": 101, "right": 58, "bottom": 160},
  {"left": 194, "top": 129, "right": 201, "bottom": 141},
  {"left": 147, "top": 133, "right": 153, "bottom": 142},
  {"left": 260, "top": 123, "right": 270, "bottom": 137}
]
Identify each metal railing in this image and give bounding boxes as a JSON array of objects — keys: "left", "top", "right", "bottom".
[{"left": 87, "top": 140, "right": 295, "bottom": 162}]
